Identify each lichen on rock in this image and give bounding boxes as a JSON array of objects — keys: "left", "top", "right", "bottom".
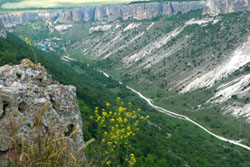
[{"left": 0, "top": 59, "right": 85, "bottom": 166}]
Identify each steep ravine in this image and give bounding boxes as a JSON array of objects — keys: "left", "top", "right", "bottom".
[{"left": 101, "top": 70, "right": 250, "bottom": 151}]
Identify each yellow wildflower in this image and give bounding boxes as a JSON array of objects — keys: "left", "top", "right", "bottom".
[
  {"left": 124, "top": 118, "right": 128, "bottom": 123},
  {"left": 118, "top": 107, "right": 123, "bottom": 112},
  {"left": 102, "top": 111, "right": 107, "bottom": 117},
  {"left": 96, "top": 116, "right": 101, "bottom": 121},
  {"left": 106, "top": 161, "right": 111, "bottom": 165},
  {"left": 117, "top": 117, "right": 123, "bottom": 122}
]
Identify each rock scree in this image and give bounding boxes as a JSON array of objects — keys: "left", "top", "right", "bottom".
[{"left": 0, "top": 59, "right": 85, "bottom": 166}]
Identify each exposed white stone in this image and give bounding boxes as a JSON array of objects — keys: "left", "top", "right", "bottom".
[
  {"left": 54, "top": 24, "right": 72, "bottom": 31},
  {"left": 146, "top": 22, "right": 154, "bottom": 31},
  {"left": 182, "top": 36, "right": 250, "bottom": 92},
  {"left": 122, "top": 28, "right": 183, "bottom": 66},
  {"left": 89, "top": 24, "right": 112, "bottom": 34},
  {"left": 210, "top": 74, "right": 250, "bottom": 103},
  {"left": 185, "top": 18, "right": 220, "bottom": 26},
  {"left": 123, "top": 23, "right": 141, "bottom": 32}
]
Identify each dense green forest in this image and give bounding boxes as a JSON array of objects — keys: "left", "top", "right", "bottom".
[{"left": 1, "top": 33, "right": 250, "bottom": 166}]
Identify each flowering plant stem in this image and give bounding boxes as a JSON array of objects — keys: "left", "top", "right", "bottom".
[
  {"left": 30, "top": 46, "right": 37, "bottom": 64},
  {"left": 25, "top": 37, "right": 37, "bottom": 64}
]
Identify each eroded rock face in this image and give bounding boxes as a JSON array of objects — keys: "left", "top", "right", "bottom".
[
  {"left": 0, "top": 59, "right": 85, "bottom": 166},
  {"left": 204, "top": 0, "right": 250, "bottom": 14},
  {"left": 0, "top": 2, "right": 205, "bottom": 27},
  {"left": 0, "top": 20, "right": 6, "bottom": 38}
]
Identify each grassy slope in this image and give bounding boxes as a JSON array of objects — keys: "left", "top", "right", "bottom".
[
  {"left": 2, "top": 32, "right": 250, "bottom": 166},
  {"left": 88, "top": 10, "right": 250, "bottom": 146}
]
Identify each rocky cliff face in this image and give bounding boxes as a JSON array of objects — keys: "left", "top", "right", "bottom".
[
  {"left": 1, "top": 1, "right": 250, "bottom": 27},
  {"left": 0, "top": 1, "right": 205, "bottom": 27},
  {"left": 0, "top": 20, "right": 6, "bottom": 38},
  {"left": 204, "top": 0, "right": 250, "bottom": 14},
  {"left": 0, "top": 59, "right": 85, "bottom": 166}
]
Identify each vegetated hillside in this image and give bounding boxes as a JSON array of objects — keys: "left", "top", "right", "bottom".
[
  {"left": 60, "top": 10, "right": 250, "bottom": 145},
  {"left": 8, "top": 8, "right": 250, "bottom": 146},
  {"left": 2, "top": 33, "right": 250, "bottom": 166}
]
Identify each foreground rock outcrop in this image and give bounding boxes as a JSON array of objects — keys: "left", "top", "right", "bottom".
[
  {"left": 0, "top": 59, "right": 85, "bottom": 166},
  {"left": 204, "top": 0, "right": 250, "bottom": 14},
  {"left": 0, "top": 1, "right": 205, "bottom": 27}
]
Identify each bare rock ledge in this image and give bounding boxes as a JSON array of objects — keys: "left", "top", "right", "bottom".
[{"left": 0, "top": 59, "right": 85, "bottom": 166}]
